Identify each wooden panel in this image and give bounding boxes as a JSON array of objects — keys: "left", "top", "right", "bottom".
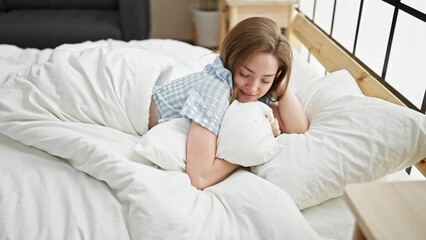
[
  {"left": 344, "top": 181, "right": 426, "bottom": 240},
  {"left": 228, "top": 5, "right": 292, "bottom": 29},
  {"left": 226, "top": 0, "right": 299, "bottom": 6},
  {"left": 415, "top": 160, "right": 426, "bottom": 178},
  {"left": 288, "top": 12, "right": 426, "bottom": 177},
  {"left": 219, "top": 0, "right": 297, "bottom": 49},
  {"left": 219, "top": 0, "right": 227, "bottom": 47}
]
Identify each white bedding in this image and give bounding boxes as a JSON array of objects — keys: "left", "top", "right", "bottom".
[
  {"left": 0, "top": 127, "right": 318, "bottom": 239},
  {"left": 0, "top": 133, "right": 131, "bottom": 239},
  {"left": 0, "top": 40, "right": 321, "bottom": 240},
  {"left": 0, "top": 39, "right": 420, "bottom": 240}
]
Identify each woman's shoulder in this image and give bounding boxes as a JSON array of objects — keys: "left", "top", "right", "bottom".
[{"left": 203, "top": 56, "right": 232, "bottom": 88}]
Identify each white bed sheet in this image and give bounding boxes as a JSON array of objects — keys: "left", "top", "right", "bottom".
[
  {"left": 0, "top": 39, "right": 321, "bottom": 240},
  {"left": 0, "top": 124, "right": 319, "bottom": 239},
  {"left": 0, "top": 128, "right": 416, "bottom": 240},
  {"left": 303, "top": 196, "right": 355, "bottom": 240},
  {"left": 0, "top": 133, "right": 131, "bottom": 239}
]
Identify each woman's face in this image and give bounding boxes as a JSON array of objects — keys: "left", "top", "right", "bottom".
[{"left": 233, "top": 52, "right": 279, "bottom": 103}]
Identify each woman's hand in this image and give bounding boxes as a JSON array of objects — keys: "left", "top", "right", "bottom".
[
  {"left": 274, "top": 89, "right": 309, "bottom": 134},
  {"left": 270, "top": 117, "right": 281, "bottom": 137}
]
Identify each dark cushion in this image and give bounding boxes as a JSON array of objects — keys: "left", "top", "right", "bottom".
[
  {"left": 0, "top": 10, "right": 121, "bottom": 49},
  {"left": 3, "top": 0, "right": 118, "bottom": 10},
  {"left": 119, "top": 0, "right": 150, "bottom": 40}
]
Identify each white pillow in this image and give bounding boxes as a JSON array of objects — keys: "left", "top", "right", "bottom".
[
  {"left": 135, "top": 100, "right": 282, "bottom": 170},
  {"left": 288, "top": 51, "right": 323, "bottom": 93},
  {"left": 217, "top": 100, "right": 283, "bottom": 167},
  {"left": 251, "top": 70, "right": 426, "bottom": 209}
]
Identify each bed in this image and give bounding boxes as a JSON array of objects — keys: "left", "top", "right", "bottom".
[{"left": 1, "top": 5, "right": 425, "bottom": 240}]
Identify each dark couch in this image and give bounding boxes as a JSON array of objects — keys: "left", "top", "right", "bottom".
[{"left": 0, "top": 0, "right": 150, "bottom": 49}]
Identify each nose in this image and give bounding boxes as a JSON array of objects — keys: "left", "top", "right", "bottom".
[{"left": 246, "top": 80, "right": 258, "bottom": 92}]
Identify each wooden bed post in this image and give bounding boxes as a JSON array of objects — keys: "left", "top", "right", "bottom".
[{"left": 218, "top": 0, "right": 227, "bottom": 50}]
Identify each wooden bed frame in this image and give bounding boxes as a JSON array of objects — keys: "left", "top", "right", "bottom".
[{"left": 287, "top": 12, "right": 426, "bottom": 178}]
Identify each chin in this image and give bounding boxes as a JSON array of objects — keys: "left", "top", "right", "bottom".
[{"left": 237, "top": 96, "right": 256, "bottom": 103}]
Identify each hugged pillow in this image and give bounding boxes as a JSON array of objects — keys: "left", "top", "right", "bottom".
[
  {"left": 135, "top": 100, "right": 281, "bottom": 171},
  {"left": 217, "top": 100, "right": 283, "bottom": 166},
  {"left": 251, "top": 70, "right": 426, "bottom": 209}
]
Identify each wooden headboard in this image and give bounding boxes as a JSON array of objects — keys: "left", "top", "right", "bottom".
[{"left": 288, "top": 12, "right": 426, "bottom": 177}]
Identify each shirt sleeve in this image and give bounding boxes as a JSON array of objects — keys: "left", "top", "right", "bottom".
[{"left": 180, "top": 77, "right": 231, "bottom": 135}]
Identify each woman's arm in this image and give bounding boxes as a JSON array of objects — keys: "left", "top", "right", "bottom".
[
  {"left": 186, "top": 122, "right": 240, "bottom": 190},
  {"left": 271, "top": 89, "right": 309, "bottom": 134}
]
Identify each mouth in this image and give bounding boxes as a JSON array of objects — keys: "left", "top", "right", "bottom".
[{"left": 238, "top": 89, "right": 257, "bottom": 101}]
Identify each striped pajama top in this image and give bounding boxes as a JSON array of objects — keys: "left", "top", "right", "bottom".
[{"left": 152, "top": 56, "right": 233, "bottom": 135}]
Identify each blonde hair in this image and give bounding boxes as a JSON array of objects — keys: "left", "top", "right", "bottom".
[{"left": 219, "top": 17, "right": 292, "bottom": 102}]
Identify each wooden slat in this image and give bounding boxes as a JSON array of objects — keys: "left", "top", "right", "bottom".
[
  {"left": 219, "top": 0, "right": 227, "bottom": 49},
  {"left": 288, "top": 12, "right": 426, "bottom": 177},
  {"left": 415, "top": 160, "right": 426, "bottom": 177}
]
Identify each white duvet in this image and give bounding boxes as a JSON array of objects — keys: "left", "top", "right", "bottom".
[{"left": 0, "top": 40, "right": 320, "bottom": 240}]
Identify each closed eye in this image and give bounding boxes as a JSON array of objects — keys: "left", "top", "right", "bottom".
[
  {"left": 261, "top": 77, "right": 274, "bottom": 84},
  {"left": 239, "top": 71, "right": 250, "bottom": 78}
]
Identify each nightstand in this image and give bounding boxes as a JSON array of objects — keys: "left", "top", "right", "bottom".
[
  {"left": 219, "top": 0, "right": 299, "bottom": 47},
  {"left": 344, "top": 181, "right": 426, "bottom": 240}
]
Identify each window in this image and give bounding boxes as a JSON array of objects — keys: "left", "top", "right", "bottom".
[{"left": 387, "top": 10, "right": 426, "bottom": 109}]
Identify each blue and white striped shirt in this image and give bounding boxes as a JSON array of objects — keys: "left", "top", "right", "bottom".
[{"left": 152, "top": 56, "right": 233, "bottom": 135}]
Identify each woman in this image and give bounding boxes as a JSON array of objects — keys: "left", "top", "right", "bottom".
[{"left": 148, "top": 17, "right": 309, "bottom": 190}]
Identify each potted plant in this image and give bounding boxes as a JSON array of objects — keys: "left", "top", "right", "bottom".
[{"left": 190, "top": 0, "right": 220, "bottom": 48}]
